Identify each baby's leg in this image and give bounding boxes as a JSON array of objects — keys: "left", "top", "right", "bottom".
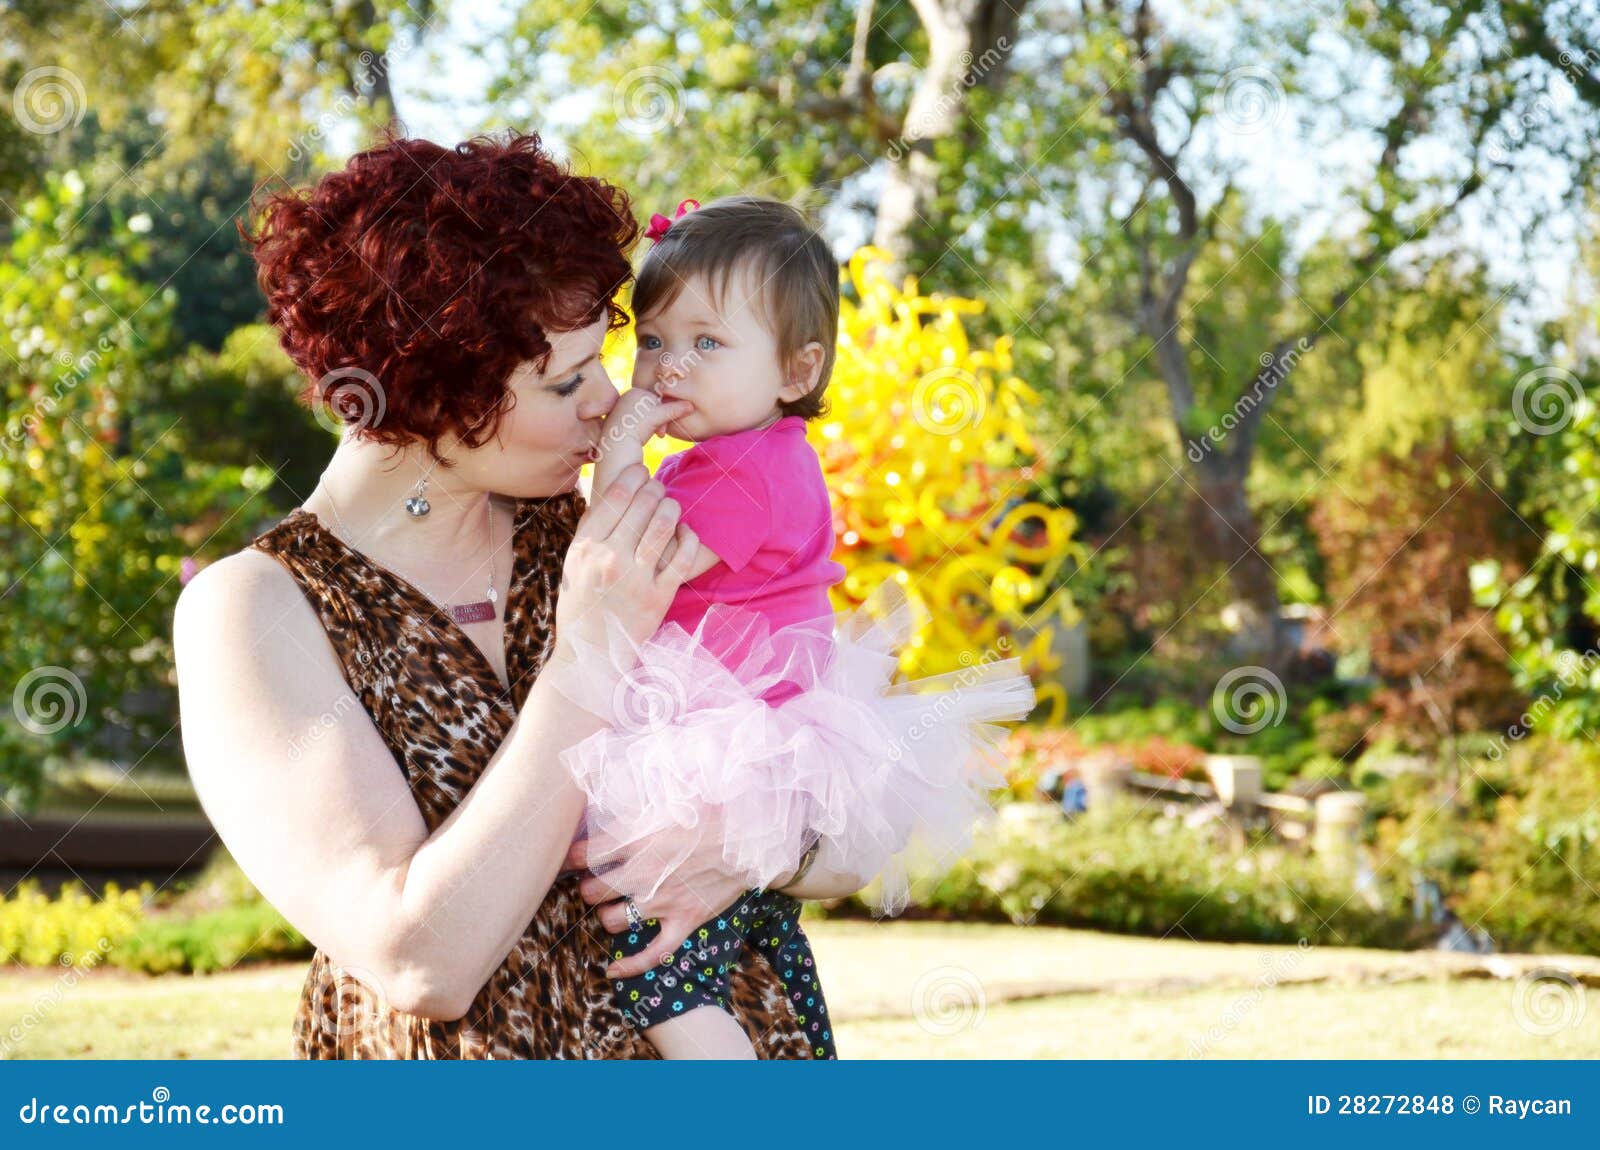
[
  {"left": 644, "top": 1003, "right": 756, "bottom": 1059},
  {"left": 610, "top": 895, "right": 760, "bottom": 1059}
]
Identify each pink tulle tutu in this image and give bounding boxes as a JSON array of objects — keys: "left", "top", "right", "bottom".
[{"left": 552, "top": 580, "right": 1036, "bottom": 912}]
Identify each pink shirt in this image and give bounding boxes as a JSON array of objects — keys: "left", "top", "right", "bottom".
[{"left": 656, "top": 416, "right": 846, "bottom": 680}]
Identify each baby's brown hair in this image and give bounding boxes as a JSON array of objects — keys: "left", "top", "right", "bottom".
[{"left": 632, "top": 195, "right": 839, "bottom": 420}]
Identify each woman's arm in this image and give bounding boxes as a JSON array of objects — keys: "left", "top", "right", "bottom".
[
  {"left": 174, "top": 549, "right": 602, "bottom": 1021},
  {"left": 176, "top": 465, "right": 701, "bottom": 1022}
]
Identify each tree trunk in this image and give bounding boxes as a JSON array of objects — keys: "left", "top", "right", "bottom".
[
  {"left": 872, "top": 0, "right": 1024, "bottom": 271},
  {"left": 1190, "top": 450, "right": 1287, "bottom": 666}
]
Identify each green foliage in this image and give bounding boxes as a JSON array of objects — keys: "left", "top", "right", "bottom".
[
  {"left": 1482, "top": 384, "right": 1600, "bottom": 737},
  {"left": 169, "top": 326, "right": 329, "bottom": 510},
  {"left": 0, "top": 174, "right": 272, "bottom": 802},
  {"left": 1338, "top": 268, "right": 1510, "bottom": 466},
  {"left": 109, "top": 902, "right": 309, "bottom": 976},
  {"left": 1372, "top": 734, "right": 1600, "bottom": 955},
  {"left": 0, "top": 851, "right": 309, "bottom": 974},
  {"left": 1063, "top": 682, "right": 1369, "bottom": 791},
  {"left": 1, "top": 0, "right": 439, "bottom": 176},
  {"left": 493, "top": 1, "right": 907, "bottom": 205},
  {"left": 59, "top": 111, "right": 267, "bottom": 351},
  {"left": 854, "top": 802, "right": 1419, "bottom": 949}
]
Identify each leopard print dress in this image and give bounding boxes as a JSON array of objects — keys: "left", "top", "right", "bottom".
[{"left": 249, "top": 488, "right": 834, "bottom": 1059}]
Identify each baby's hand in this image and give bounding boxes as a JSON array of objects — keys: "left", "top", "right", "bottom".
[
  {"left": 600, "top": 388, "right": 691, "bottom": 452},
  {"left": 591, "top": 389, "right": 694, "bottom": 494}
]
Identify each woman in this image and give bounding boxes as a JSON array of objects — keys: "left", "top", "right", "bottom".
[{"left": 173, "top": 132, "right": 863, "bottom": 1058}]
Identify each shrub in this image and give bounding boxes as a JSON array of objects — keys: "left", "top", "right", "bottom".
[
  {"left": 844, "top": 800, "right": 1420, "bottom": 948},
  {"left": 108, "top": 902, "right": 309, "bottom": 975},
  {"left": 1013, "top": 686, "right": 1367, "bottom": 796},
  {"left": 1308, "top": 439, "right": 1533, "bottom": 753},
  {"left": 0, "top": 850, "right": 311, "bottom": 974},
  {"left": 0, "top": 880, "right": 148, "bottom": 967},
  {"left": 1372, "top": 734, "right": 1600, "bottom": 955}
]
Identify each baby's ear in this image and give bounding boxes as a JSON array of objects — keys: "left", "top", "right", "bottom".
[{"left": 783, "top": 341, "right": 826, "bottom": 399}]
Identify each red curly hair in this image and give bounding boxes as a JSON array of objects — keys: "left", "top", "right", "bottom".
[{"left": 244, "top": 131, "right": 640, "bottom": 463}]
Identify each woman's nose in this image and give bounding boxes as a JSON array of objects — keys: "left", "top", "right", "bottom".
[{"left": 582, "top": 372, "right": 621, "bottom": 419}]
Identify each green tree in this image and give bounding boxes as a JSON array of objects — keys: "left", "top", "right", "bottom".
[
  {"left": 488, "top": 0, "right": 1598, "bottom": 670},
  {"left": 0, "top": 175, "right": 271, "bottom": 805}
]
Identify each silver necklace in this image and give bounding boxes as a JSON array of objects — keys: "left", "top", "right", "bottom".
[{"left": 320, "top": 483, "right": 500, "bottom": 626}]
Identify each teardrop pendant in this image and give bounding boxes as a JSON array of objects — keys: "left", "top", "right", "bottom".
[{"left": 405, "top": 471, "right": 431, "bottom": 518}]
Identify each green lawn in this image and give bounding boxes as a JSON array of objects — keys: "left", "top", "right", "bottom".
[{"left": 4, "top": 920, "right": 1597, "bottom": 1059}]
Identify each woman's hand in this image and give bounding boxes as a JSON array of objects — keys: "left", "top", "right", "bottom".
[
  {"left": 552, "top": 462, "right": 700, "bottom": 659},
  {"left": 562, "top": 816, "right": 750, "bottom": 980}
]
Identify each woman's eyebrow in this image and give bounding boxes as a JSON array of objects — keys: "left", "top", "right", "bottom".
[{"left": 547, "top": 352, "right": 598, "bottom": 382}]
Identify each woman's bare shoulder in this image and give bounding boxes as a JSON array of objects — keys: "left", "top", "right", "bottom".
[{"left": 173, "top": 545, "right": 320, "bottom": 659}]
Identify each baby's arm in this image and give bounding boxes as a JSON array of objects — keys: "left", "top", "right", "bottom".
[
  {"left": 594, "top": 390, "right": 723, "bottom": 580},
  {"left": 656, "top": 525, "right": 723, "bottom": 581}
]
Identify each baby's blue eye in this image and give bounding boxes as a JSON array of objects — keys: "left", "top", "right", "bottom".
[
  {"left": 696, "top": 335, "right": 721, "bottom": 351},
  {"left": 638, "top": 335, "right": 661, "bottom": 351}
]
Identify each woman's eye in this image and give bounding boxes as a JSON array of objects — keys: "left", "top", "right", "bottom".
[
  {"left": 557, "top": 376, "right": 583, "bottom": 397},
  {"left": 695, "top": 336, "right": 721, "bottom": 351}
]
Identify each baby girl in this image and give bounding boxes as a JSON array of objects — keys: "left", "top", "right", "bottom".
[{"left": 555, "top": 196, "right": 1035, "bottom": 1059}]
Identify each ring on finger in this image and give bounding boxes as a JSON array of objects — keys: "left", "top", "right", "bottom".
[{"left": 624, "top": 895, "right": 644, "bottom": 931}]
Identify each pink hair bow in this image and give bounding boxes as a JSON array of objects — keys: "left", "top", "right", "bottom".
[{"left": 645, "top": 198, "right": 700, "bottom": 243}]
